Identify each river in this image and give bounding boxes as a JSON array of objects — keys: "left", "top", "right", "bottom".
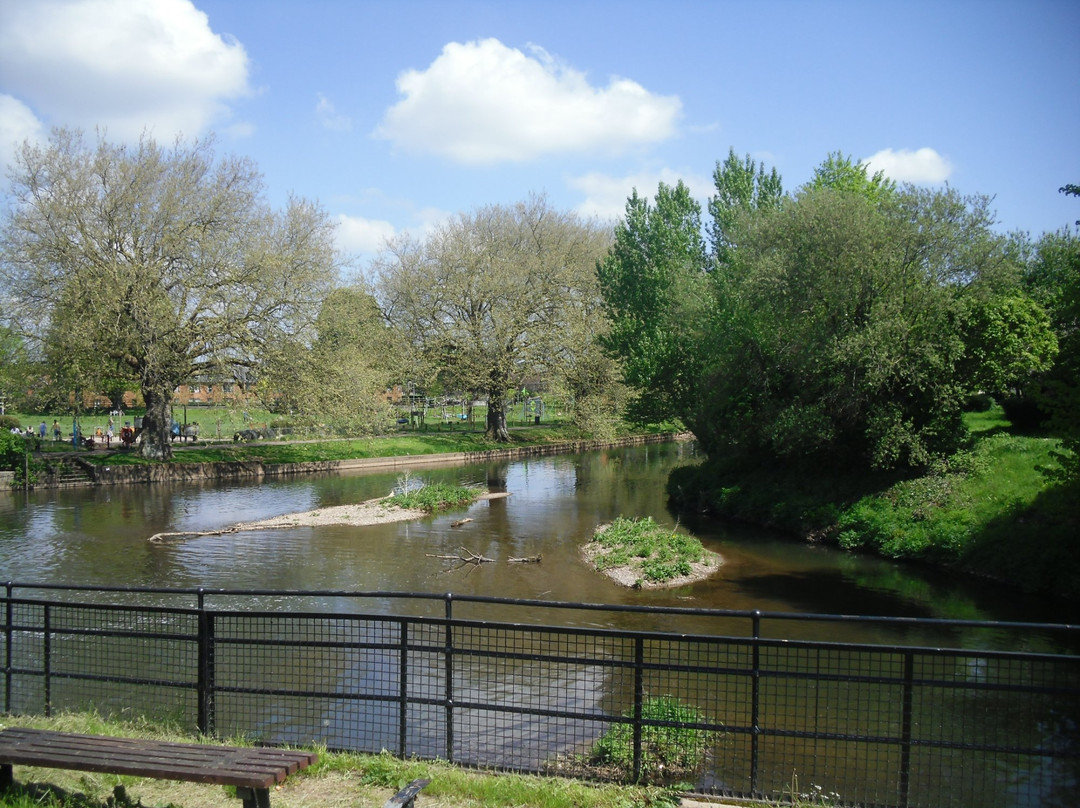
[{"left": 1, "top": 441, "right": 1075, "bottom": 649}]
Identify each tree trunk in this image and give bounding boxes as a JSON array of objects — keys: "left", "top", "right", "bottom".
[
  {"left": 485, "top": 387, "right": 511, "bottom": 442},
  {"left": 141, "top": 387, "right": 174, "bottom": 460}
]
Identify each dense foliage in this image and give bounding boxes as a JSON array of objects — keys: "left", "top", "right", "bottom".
[{"left": 600, "top": 152, "right": 1059, "bottom": 475}]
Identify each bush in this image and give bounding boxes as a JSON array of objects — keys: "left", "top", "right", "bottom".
[
  {"left": 589, "top": 696, "right": 718, "bottom": 782},
  {"left": 0, "top": 429, "right": 24, "bottom": 470},
  {"left": 0, "top": 414, "right": 22, "bottom": 432}
]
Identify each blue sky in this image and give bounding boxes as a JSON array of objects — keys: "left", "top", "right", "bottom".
[{"left": 1, "top": 0, "right": 1078, "bottom": 265}]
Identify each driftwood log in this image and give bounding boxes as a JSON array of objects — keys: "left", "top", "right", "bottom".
[{"left": 427, "top": 547, "right": 494, "bottom": 564}]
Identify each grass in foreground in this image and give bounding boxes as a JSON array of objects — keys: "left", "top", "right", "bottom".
[{"left": 0, "top": 712, "right": 683, "bottom": 808}]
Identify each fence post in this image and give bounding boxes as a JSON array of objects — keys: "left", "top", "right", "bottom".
[
  {"left": 398, "top": 618, "right": 409, "bottom": 758},
  {"left": 4, "top": 582, "right": 12, "bottom": 714},
  {"left": 899, "top": 650, "right": 914, "bottom": 808},
  {"left": 444, "top": 593, "right": 454, "bottom": 764},
  {"left": 196, "top": 589, "right": 215, "bottom": 736},
  {"left": 43, "top": 603, "right": 51, "bottom": 717},
  {"left": 750, "top": 610, "right": 761, "bottom": 797},
  {"left": 632, "top": 635, "right": 645, "bottom": 783}
]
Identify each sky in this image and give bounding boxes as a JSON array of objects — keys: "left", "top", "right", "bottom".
[{"left": 1, "top": 0, "right": 1078, "bottom": 268}]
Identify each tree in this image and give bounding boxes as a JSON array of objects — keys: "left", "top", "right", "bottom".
[
  {"left": 263, "top": 286, "right": 398, "bottom": 433},
  {"left": 708, "top": 148, "right": 783, "bottom": 267},
  {"left": 804, "top": 151, "right": 896, "bottom": 204},
  {"left": 694, "top": 185, "right": 1007, "bottom": 470},
  {"left": 374, "top": 194, "right": 610, "bottom": 441},
  {"left": 0, "top": 129, "right": 338, "bottom": 458},
  {"left": 597, "top": 181, "right": 709, "bottom": 426},
  {"left": 1026, "top": 220, "right": 1080, "bottom": 486},
  {"left": 960, "top": 294, "right": 1058, "bottom": 397}
]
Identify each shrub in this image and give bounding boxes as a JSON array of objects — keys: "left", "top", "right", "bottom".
[{"left": 589, "top": 696, "right": 718, "bottom": 782}]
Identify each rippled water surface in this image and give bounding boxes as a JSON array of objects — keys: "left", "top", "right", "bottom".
[{"left": 1, "top": 442, "right": 1076, "bottom": 648}]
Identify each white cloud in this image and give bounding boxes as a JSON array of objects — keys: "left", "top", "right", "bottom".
[
  {"left": 316, "top": 93, "right": 352, "bottom": 132},
  {"left": 570, "top": 169, "right": 714, "bottom": 222},
  {"left": 0, "top": 95, "right": 45, "bottom": 171},
  {"left": 335, "top": 214, "right": 397, "bottom": 256},
  {"left": 375, "top": 38, "right": 681, "bottom": 165},
  {"left": 862, "top": 148, "right": 952, "bottom": 184},
  {"left": 0, "top": 0, "right": 252, "bottom": 141}
]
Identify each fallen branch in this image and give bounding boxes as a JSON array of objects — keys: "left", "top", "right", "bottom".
[
  {"left": 426, "top": 547, "right": 494, "bottom": 564},
  {"left": 508, "top": 554, "right": 542, "bottom": 563},
  {"left": 149, "top": 527, "right": 239, "bottom": 544}
]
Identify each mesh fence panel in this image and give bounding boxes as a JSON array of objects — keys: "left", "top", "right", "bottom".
[{"left": 1, "top": 591, "right": 1077, "bottom": 808}]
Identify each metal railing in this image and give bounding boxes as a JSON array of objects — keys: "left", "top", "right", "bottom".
[{"left": 2, "top": 583, "right": 1077, "bottom": 808}]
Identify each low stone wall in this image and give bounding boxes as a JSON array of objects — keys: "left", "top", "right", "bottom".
[{"left": 37, "top": 432, "right": 686, "bottom": 489}]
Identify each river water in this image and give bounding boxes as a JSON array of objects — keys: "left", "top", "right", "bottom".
[
  {"left": 2, "top": 440, "right": 1078, "bottom": 807},
  {"left": 0, "top": 441, "right": 1075, "bottom": 648}
]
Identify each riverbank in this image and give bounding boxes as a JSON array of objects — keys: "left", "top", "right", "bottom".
[
  {"left": 668, "top": 407, "right": 1080, "bottom": 600},
  {"left": 8, "top": 430, "right": 686, "bottom": 490}
]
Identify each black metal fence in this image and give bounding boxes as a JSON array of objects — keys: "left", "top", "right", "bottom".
[{"left": 2, "top": 583, "right": 1078, "bottom": 808}]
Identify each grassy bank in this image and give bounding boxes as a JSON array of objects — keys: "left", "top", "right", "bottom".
[
  {"left": 0, "top": 712, "right": 684, "bottom": 808},
  {"left": 668, "top": 406, "right": 1080, "bottom": 600},
  {"left": 71, "top": 425, "right": 598, "bottom": 466}
]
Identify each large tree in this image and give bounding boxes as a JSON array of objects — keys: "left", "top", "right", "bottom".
[
  {"left": 597, "top": 180, "right": 709, "bottom": 426},
  {"left": 0, "top": 129, "right": 338, "bottom": 458},
  {"left": 374, "top": 194, "right": 610, "bottom": 441}
]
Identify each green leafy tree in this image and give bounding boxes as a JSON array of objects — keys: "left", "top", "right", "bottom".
[
  {"left": 804, "top": 151, "right": 897, "bottom": 204},
  {"left": 1026, "top": 200, "right": 1080, "bottom": 485},
  {"left": 708, "top": 147, "right": 783, "bottom": 266},
  {"left": 263, "top": 286, "right": 398, "bottom": 433},
  {"left": 597, "top": 181, "right": 709, "bottom": 426},
  {"left": 0, "top": 129, "right": 338, "bottom": 459},
  {"left": 695, "top": 184, "right": 1011, "bottom": 471},
  {"left": 960, "top": 294, "right": 1058, "bottom": 396},
  {"left": 375, "top": 194, "right": 610, "bottom": 442}
]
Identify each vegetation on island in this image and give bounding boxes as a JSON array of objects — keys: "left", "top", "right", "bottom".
[
  {"left": 586, "top": 517, "right": 717, "bottom": 587},
  {"left": 386, "top": 479, "right": 480, "bottom": 513},
  {"left": 1, "top": 128, "right": 1077, "bottom": 597}
]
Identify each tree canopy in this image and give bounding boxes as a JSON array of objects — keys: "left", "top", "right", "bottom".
[
  {"left": 0, "top": 129, "right": 339, "bottom": 458},
  {"left": 374, "top": 194, "right": 611, "bottom": 441},
  {"left": 597, "top": 180, "right": 709, "bottom": 425},
  {"left": 598, "top": 148, "right": 1048, "bottom": 474}
]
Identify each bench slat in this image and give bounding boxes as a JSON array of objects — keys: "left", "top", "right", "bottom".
[{"left": 0, "top": 728, "right": 317, "bottom": 789}]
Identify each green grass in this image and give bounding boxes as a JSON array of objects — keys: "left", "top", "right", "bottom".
[
  {"left": 590, "top": 517, "right": 706, "bottom": 583},
  {"left": 669, "top": 404, "right": 1080, "bottom": 599},
  {"left": 0, "top": 712, "right": 684, "bottom": 808},
  {"left": 386, "top": 481, "right": 480, "bottom": 512},
  {"left": 75, "top": 425, "right": 588, "bottom": 466}
]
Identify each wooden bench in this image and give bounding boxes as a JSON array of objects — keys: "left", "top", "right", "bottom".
[
  {"left": 0, "top": 727, "right": 317, "bottom": 808},
  {"left": 384, "top": 777, "right": 430, "bottom": 807}
]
